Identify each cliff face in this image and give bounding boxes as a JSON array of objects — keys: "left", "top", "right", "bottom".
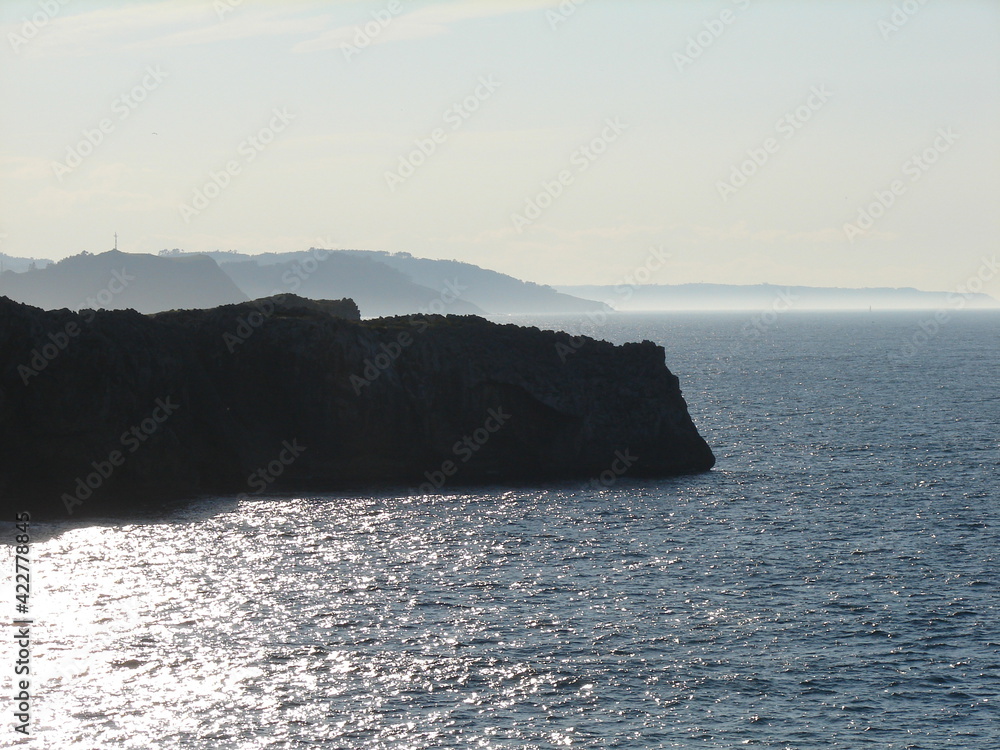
[{"left": 0, "top": 295, "right": 714, "bottom": 517}]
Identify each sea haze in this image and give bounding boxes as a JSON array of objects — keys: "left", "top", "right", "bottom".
[{"left": 14, "top": 311, "right": 999, "bottom": 749}]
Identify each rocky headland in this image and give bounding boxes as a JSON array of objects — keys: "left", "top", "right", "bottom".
[{"left": 0, "top": 294, "right": 714, "bottom": 518}]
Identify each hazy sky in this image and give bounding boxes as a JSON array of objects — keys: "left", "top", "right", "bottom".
[{"left": 2, "top": 0, "right": 998, "bottom": 290}]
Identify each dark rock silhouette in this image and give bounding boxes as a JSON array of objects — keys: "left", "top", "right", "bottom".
[{"left": 0, "top": 294, "right": 714, "bottom": 518}]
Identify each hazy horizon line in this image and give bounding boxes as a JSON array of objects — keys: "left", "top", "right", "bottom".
[{"left": 3, "top": 245, "right": 997, "bottom": 305}]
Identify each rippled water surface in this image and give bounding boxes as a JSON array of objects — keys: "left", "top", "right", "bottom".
[{"left": 9, "top": 312, "right": 1000, "bottom": 748}]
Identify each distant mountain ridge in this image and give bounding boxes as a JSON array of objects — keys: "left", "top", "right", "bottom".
[
  {"left": 210, "top": 252, "right": 486, "bottom": 318},
  {"left": 0, "top": 253, "right": 52, "bottom": 274},
  {"left": 557, "top": 283, "right": 1000, "bottom": 311},
  {"left": 4, "top": 247, "right": 991, "bottom": 315},
  {"left": 0, "top": 248, "right": 608, "bottom": 317},
  {"left": 184, "top": 248, "right": 608, "bottom": 316},
  {"left": 338, "top": 250, "right": 604, "bottom": 316},
  {"left": 0, "top": 250, "right": 246, "bottom": 314}
]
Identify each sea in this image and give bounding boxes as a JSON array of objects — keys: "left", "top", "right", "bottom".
[{"left": 5, "top": 310, "right": 999, "bottom": 749}]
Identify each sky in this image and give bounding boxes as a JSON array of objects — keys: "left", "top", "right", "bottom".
[{"left": 1, "top": 0, "right": 998, "bottom": 291}]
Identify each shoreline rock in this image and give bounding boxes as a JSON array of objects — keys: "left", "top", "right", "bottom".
[{"left": 0, "top": 294, "right": 714, "bottom": 518}]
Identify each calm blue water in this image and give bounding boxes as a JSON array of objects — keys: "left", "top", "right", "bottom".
[{"left": 8, "top": 311, "right": 999, "bottom": 748}]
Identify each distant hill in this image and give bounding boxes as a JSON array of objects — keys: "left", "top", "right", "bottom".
[
  {"left": 557, "top": 283, "right": 1000, "bottom": 311},
  {"left": 172, "top": 248, "right": 608, "bottom": 316},
  {"left": 0, "top": 247, "right": 608, "bottom": 317},
  {"left": 0, "top": 253, "right": 52, "bottom": 273},
  {"left": 343, "top": 250, "right": 609, "bottom": 315},
  {"left": 6, "top": 248, "right": 993, "bottom": 315},
  {"left": 215, "top": 253, "right": 485, "bottom": 318},
  {"left": 0, "top": 250, "right": 247, "bottom": 313}
]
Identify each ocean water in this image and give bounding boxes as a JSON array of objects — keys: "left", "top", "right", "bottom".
[{"left": 6, "top": 311, "right": 999, "bottom": 749}]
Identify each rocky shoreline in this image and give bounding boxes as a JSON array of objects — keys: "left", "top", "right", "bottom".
[{"left": 0, "top": 294, "right": 714, "bottom": 518}]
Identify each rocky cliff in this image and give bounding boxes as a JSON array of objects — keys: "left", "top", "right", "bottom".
[{"left": 0, "top": 294, "right": 714, "bottom": 518}]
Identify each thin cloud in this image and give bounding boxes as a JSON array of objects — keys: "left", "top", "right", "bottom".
[
  {"left": 5, "top": 0, "right": 559, "bottom": 58},
  {"left": 4, "top": 2, "right": 204, "bottom": 58},
  {"left": 4, "top": 0, "right": 334, "bottom": 58},
  {"left": 293, "top": 0, "right": 557, "bottom": 54}
]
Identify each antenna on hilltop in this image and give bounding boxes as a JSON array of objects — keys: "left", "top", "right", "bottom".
[{"left": 114, "top": 232, "right": 118, "bottom": 251}]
